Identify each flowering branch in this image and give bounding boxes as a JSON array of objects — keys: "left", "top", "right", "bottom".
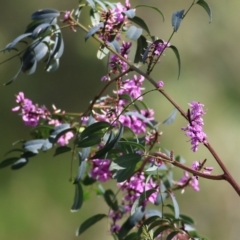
[{"left": 70, "top": 11, "right": 240, "bottom": 196}]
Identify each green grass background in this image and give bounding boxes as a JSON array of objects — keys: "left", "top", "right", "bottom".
[{"left": 1, "top": 0, "right": 240, "bottom": 239}]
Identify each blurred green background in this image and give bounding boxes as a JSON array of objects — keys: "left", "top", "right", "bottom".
[{"left": 1, "top": 0, "right": 240, "bottom": 239}]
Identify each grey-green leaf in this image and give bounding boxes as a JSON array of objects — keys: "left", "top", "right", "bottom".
[
  {"left": 85, "top": 23, "right": 104, "bottom": 41},
  {"left": 123, "top": 9, "right": 136, "bottom": 18},
  {"left": 126, "top": 26, "right": 142, "bottom": 41},
  {"left": 31, "top": 9, "right": 60, "bottom": 20},
  {"left": 162, "top": 108, "right": 177, "bottom": 125},
  {"left": 71, "top": 182, "right": 84, "bottom": 212},
  {"left": 169, "top": 45, "right": 181, "bottom": 79},
  {"left": 76, "top": 214, "right": 107, "bottom": 236},
  {"left": 196, "top": 0, "right": 212, "bottom": 23},
  {"left": 172, "top": 10, "right": 185, "bottom": 32}
]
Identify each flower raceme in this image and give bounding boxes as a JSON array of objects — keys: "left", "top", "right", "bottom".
[
  {"left": 12, "top": 92, "right": 73, "bottom": 146},
  {"left": 12, "top": 92, "right": 50, "bottom": 127},
  {"left": 182, "top": 101, "right": 207, "bottom": 152}
]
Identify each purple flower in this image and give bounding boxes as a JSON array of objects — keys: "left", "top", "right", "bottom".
[
  {"left": 12, "top": 92, "right": 50, "bottom": 126},
  {"left": 48, "top": 119, "right": 74, "bottom": 146},
  {"left": 118, "top": 172, "right": 157, "bottom": 207},
  {"left": 181, "top": 101, "right": 207, "bottom": 152},
  {"left": 109, "top": 210, "right": 123, "bottom": 233},
  {"left": 90, "top": 159, "right": 112, "bottom": 182},
  {"left": 176, "top": 171, "right": 200, "bottom": 193},
  {"left": 145, "top": 40, "right": 170, "bottom": 65},
  {"left": 191, "top": 161, "right": 200, "bottom": 171},
  {"left": 115, "top": 75, "right": 145, "bottom": 105},
  {"left": 153, "top": 41, "right": 170, "bottom": 55}
]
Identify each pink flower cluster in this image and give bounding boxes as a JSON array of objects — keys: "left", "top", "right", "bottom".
[
  {"left": 118, "top": 172, "right": 158, "bottom": 209},
  {"left": 90, "top": 159, "right": 112, "bottom": 182},
  {"left": 176, "top": 161, "right": 213, "bottom": 193},
  {"left": 12, "top": 92, "right": 73, "bottom": 146},
  {"left": 99, "top": 1, "right": 131, "bottom": 42},
  {"left": 12, "top": 92, "right": 49, "bottom": 126},
  {"left": 182, "top": 101, "right": 207, "bottom": 152}
]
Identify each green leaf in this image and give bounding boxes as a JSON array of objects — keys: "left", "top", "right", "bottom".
[
  {"left": 163, "top": 213, "right": 175, "bottom": 220},
  {"left": 169, "top": 45, "right": 181, "bottom": 79},
  {"left": 148, "top": 219, "right": 171, "bottom": 231},
  {"left": 71, "top": 182, "right": 84, "bottom": 212},
  {"left": 116, "top": 164, "right": 136, "bottom": 182},
  {"left": 134, "top": 35, "right": 148, "bottom": 64},
  {"left": 153, "top": 225, "right": 173, "bottom": 239},
  {"left": 54, "top": 146, "right": 71, "bottom": 156},
  {"left": 135, "top": 5, "right": 165, "bottom": 21},
  {"left": 0, "top": 157, "right": 19, "bottom": 169},
  {"left": 97, "top": 184, "right": 105, "bottom": 195},
  {"left": 124, "top": 232, "right": 139, "bottom": 240},
  {"left": 179, "top": 214, "right": 195, "bottom": 225},
  {"left": 168, "top": 192, "right": 180, "bottom": 219},
  {"left": 119, "top": 141, "right": 145, "bottom": 152},
  {"left": 82, "top": 175, "right": 96, "bottom": 185},
  {"left": 80, "top": 121, "right": 111, "bottom": 139},
  {"left": 78, "top": 133, "right": 102, "bottom": 147},
  {"left": 4, "top": 148, "right": 24, "bottom": 156},
  {"left": 104, "top": 189, "right": 118, "bottom": 211},
  {"left": 196, "top": 0, "right": 212, "bottom": 23},
  {"left": 143, "top": 216, "right": 160, "bottom": 226},
  {"left": 76, "top": 213, "right": 107, "bottom": 236},
  {"left": 166, "top": 231, "right": 182, "bottom": 240},
  {"left": 130, "top": 16, "right": 151, "bottom": 36},
  {"left": 114, "top": 153, "right": 141, "bottom": 168}
]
